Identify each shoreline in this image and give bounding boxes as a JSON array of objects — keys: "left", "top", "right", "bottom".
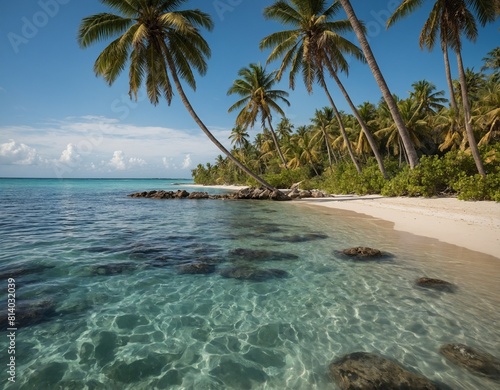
[
  {"left": 195, "top": 185, "right": 500, "bottom": 259},
  {"left": 293, "top": 195, "right": 500, "bottom": 259}
]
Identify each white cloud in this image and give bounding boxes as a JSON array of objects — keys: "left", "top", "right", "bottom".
[
  {"left": 0, "top": 140, "right": 40, "bottom": 165},
  {"left": 109, "top": 151, "right": 126, "bottom": 170},
  {"left": 181, "top": 154, "right": 192, "bottom": 169},
  {"left": 0, "top": 116, "right": 230, "bottom": 177},
  {"left": 108, "top": 151, "right": 147, "bottom": 171},
  {"left": 59, "top": 144, "right": 81, "bottom": 164},
  {"left": 129, "top": 157, "right": 146, "bottom": 167}
]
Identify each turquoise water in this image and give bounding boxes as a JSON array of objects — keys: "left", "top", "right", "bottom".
[{"left": 0, "top": 178, "right": 499, "bottom": 389}]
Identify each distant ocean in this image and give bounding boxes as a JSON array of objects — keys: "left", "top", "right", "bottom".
[{"left": 0, "top": 178, "right": 499, "bottom": 389}]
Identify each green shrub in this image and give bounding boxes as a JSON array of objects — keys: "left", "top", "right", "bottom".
[
  {"left": 263, "top": 167, "right": 311, "bottom": 189},
  {"left": 452, "top": 173, "right": 500, "bottom": 201}
]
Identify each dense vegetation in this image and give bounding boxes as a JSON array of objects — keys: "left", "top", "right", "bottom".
[
  {"left": 77, "top": 0, "right": 498, "bottom": 201},
  {"left": 192, "top": 0, "right": 499, "bottom": 201}
]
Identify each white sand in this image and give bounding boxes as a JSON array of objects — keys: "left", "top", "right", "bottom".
[
  {"left": 188, "top": 185, "right": 500, "bottom": 259},
  {"left": 294, "top": 195, "right": 500, "bottom": 259}
]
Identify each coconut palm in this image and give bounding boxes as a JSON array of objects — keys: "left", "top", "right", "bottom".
[
  {"left": 338, "top": 0, "right": 420, "bottom": 169},
  {"left": 410, "top": 80, "right": 447, "bottom": 114},
  {"left": 311, "top": 107, "right": 338, "bottom": 167},
  {"left": 227, "top": 63, "right": 290, "bottom": 168},
  {"left": 376, "top": 98, "right": 431, "bottom": 165},
  {"left": 78, "top": 0, "right": 275, "bottom": 190},
  {"left": 229, "top": 126, "right": 250, "bottom": 149},
  {"left": 260, "top": 0, "right": 363, "bottom": 174},
  {"left": 387, "top": 0, "right": 496, "bottom": 177},
  {"left": 482, "top": 47, "right": 500, "bottom": 82}
]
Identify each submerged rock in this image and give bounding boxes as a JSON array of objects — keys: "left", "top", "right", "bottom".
[
  {"left": 89, "top": 262, "right": 137, "bottom": 276},
  {"left": 440, "top": 343, "right": 500, "bottom": 379},
  {"left": 228, "top": 248, "right": 299, "bottom": 262},
  {"left": 177, "top": 262, "right": 216, "bottom": 275},
  {"left": 0, "top": 263, "right": 53, "bottom": 279},
  {"left": 340, "top": 247, "right": 384, "bottom": 259},
  {"left": 415, "top": 277, "right": 457, "bottom": 292},
  {"left": 329, "top": 352, "right": 439, "bottom": 389},
  {"left": 219, "top": 266, "right": 289, "bottom": 281}
]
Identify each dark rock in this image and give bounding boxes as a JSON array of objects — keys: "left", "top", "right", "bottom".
[
  {"left": 0, "top": 263, "right": 53, "bottom": 279},
  {"left": 175, "top": 189, "right": 189, "bottom": 198},
  {"left": 341, "top": 247, "right": 383, "bottom": 258},
  {"left": 440, "top": 343, "right": 500, "bottom": 379},
  {"left": 228, "top": 248, "right": 299, "bottom": 262},
  {"left": 415, "top": 278, "right": 457, "bottom": 292},
  {"left": 177, "top": 262, "right": 216, "bottom": 274},
  {"left": 188, "top": 191, "right": 210, "bottom": 199},
  {"left": 329, "top": 352, "right": 439, "bottom": 389},
  {"left": 219, "top": 266, "right": 289, "bottom": 281},
  {"left": 299, "top": 190, "right": 312, "bottom": 198},
  {"left": 1, "top": 298, "right": 57, "bottom": 329},
  {"left": 89, "top": 262, "right": 137, "bottom": 276}
]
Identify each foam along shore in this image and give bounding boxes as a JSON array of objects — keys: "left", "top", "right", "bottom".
[{"left": 294, "top": 195, "right": 500, "bottom": 259}]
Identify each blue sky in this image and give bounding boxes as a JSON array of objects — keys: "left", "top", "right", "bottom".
[{"left": 0, "top": 0, "right": 498, "bottom": 178}]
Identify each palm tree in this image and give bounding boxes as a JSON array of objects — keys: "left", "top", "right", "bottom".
[
  {"left": 229, "top": 126, "right": 250, "bottom": 149},
  {"left": 376, "top": 98, "right": 432, "bottom": 164},
  {"left": 260, "top": 0, "right": 363, "bottom": 174},
  {"left": 387, "top": 0, "right": 496, "bottom": 177},
  {"left": 410, "top": 80, "right": 447, "bottom": 114},
  {"left": 482, "top": 47, "right": 500, "bottom": 82},
  {"left": 311, "top": 107, "right": 338, "bottom": 167},
  {"left": 338, "top": 0, "right": 420, "bottom": 169},
  {"left": 78, "top": 0, "right": 275, "bottom": 190},
  {"left": 227, "top": 63, "right": 290, "bottom": 168},
  {"left": 276, "top": 117, "right": 294, "bottom": 143}
]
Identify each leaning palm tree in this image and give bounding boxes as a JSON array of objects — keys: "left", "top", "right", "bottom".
[
  {"left": 78, "top": 0, "right": 275, "bottom": 190},
  {"left": 227, "top": 63, "right": 290, "bottom": 168},
  {"left": 387, "top": 0, "right": 496, "bottom": 177},
  {"left": 338, "top": 0, "right": 420, "bottom": 169},
  {"left": 260, "top": 0, "right": 363, "bottom": 174}
]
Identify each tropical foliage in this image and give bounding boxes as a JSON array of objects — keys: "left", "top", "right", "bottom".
[{"left": 194, "top": 64, "right": 500, "bottom": 201}]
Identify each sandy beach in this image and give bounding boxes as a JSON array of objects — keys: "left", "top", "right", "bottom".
[
  {"left": 295, "top": 195, "right": 500, "bottom": 259},
  {"left": 193, "top": 185, "right": 500, "bottom": 259}
]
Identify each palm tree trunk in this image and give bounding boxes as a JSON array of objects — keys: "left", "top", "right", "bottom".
[
  {"left": 331, "top": 71, "right": 388, "bottom": 179},
  {"left": 322, "top": 82, "right": 362, "bottom": 174},
  {"left": 443, "top": 44, "right": 458, "bottom": 111},
  {"left": 455, "top": 49, "right": 486, "bottom": 177},
  {"left": 266, "top": 118, "right": 288, "bottom": 169},
  {"left": 162, "top": 47, "right": 277, "bottom": 190},
  {"left": 322, "top": 129, "right": 334, "bottom": 168},
  {"left": 339, "top": 0, "right": 419, "bottom": 169}
]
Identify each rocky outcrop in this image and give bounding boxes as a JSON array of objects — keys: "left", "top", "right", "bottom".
[
  {"left": 329, "top": 352, "right": 439, "bottom": 389},
  {"left": 127, "top": 186, "right": 335, "bottom": 201},
  {"left": 288, "top": 188, "right": 329, "bottom": 199},
  {"left": 440, "top": 343, "right": 500, "bottom": 379},
  {"left": 128, "top": 187, "right": 291, "bottom": 201},
  {"left": 415, "top": 277, "right": 457, "bottom": 292}
]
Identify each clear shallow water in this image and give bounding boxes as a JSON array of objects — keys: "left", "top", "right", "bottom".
[{"left": 0, "top": 178, "right": 499, "bottom": 389}]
